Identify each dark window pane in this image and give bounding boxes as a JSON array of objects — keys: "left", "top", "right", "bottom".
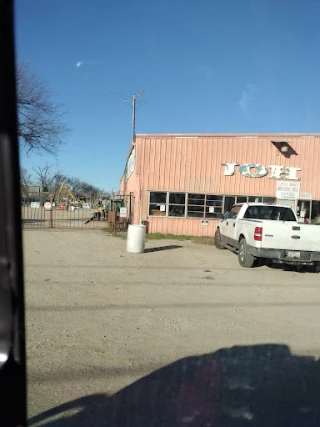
[
  {"left": 237, "top": 196, "right": 247, "bottom": 203},
  {"left": 248, "top": 196, "right": 262, "bottom": 203},
  {"left": 187, "top": 204, "right": 205, "bottom": 218},
  {"left": 188, "top": 194, "right": 205, "bottom": 205},
  {"left": 169, "top": 204, "right": 185, "bottom": 217},
  {"left": 224, "top": 197, "right": 235, "bottom": 213},
  {"left": 263, "top": 197, "right": 276, "bottom": 204},
  {"left": 207, "top": 195, "right": 223, "bottom": 201},
  {"left": 205, "top": 205, "right": 222, "bottom": 218},
  {"left": 188, "top": 205, "right": 204, "bottom": 212},
  {"left": 150, "top": 192, "right": 167, "bottom": 203},
  {"left": 149, "top": 204, "right": 166, "bottom": 216},
  {"left": 206, "top": 199, "right": 223, "bottom": 207},
  {"left": 169, "top": 192, "right": 185, "bottom": 204}
]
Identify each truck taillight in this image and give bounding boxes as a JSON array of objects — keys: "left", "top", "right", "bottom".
[{"left": 254, "top": 227, "right": 263, "bottom": 241}]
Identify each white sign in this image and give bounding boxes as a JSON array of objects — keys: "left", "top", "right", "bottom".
[
  {"left": 30, "top": 202, "right": 40, "bottom": 208},
  {"left": 221, "top": 163, "right": 301, "bottom": 180},
  {"left": 120, "top": 207, "right": 127, "bottom": 218},
  {"left": 201, "top": 220, "right": 209, "bottom": 226},
  {"left": 209, "top": 206, "right": 215, "bottom": 213},
  {"left": 44, "top": 202, "right": 52, "bottom": 210},
  {"left": 300, "top": 192, "right": 312, "bottom": 200},
  {"left": 276, "top": 181, "right": 300, "bottom": 200},
  {"left": 160, "top": 204, "right": 166, "bottom": 212}
]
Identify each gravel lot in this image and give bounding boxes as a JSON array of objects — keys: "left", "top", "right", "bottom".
[{"left": 24, "top": 230, "right": 320, "bottom": 425}]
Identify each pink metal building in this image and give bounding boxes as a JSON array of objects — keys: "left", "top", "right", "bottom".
[{"left": 120, "top": 134, "right": 320, "bottom": 236}]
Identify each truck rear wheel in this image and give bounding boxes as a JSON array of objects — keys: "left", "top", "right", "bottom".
[
  {"left": 238, "top": 238, "right": 256, "bottom": 268},
  {"left": 214, "top": 229, "right": 225, "bottom": 249},
  {"left": 312, "top": 262, "right": 320, "bottom": 273}
]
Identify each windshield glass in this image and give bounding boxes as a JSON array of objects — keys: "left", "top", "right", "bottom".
[{"left": 244, "top": 205, "right": 297, "bottom": 221}]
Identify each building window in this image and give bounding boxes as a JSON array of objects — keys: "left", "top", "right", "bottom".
[
  {"left": 169, "top": 193, "right": 186, "bottom": 217},
  {"left": 148, "top": 191, "right": 277, "bottom": 219},
  {"left": 205, "top": 195, "right": 223, "bottom": 218},
  {"left": 248, "top": 196, "right": 262, "bottom": 203},
  {"left": 224, "top": 196, "right": 236, "bottom": 212},
  {"left": 149, "top": 191, "right": 167, "bottom": 216},
  {"left": 187, "top": 194, "right": 205, "bottom": 217},
  {"left": 224, "top": 195, "right": 277, "bottom": 213},
  {"left": 311, "top": 201, "right": 320, "bottom": 224}
]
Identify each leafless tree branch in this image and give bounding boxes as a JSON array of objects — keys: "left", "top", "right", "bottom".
[{"left": 17, "top": 63, "right": 69, "bottom": 155}]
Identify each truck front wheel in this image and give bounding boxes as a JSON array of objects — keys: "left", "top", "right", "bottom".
[
  {"left": 214, "top": 229, "right": 225, "bottom": 250},
  {"left": 238, "top": 238, "right": 256, "bottom": 268}
]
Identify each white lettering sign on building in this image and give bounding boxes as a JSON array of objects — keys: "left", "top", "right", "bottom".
[
  {"left": 221, "top": 163, "right": 301, "bottom": 180},
  {"left": 276, "top": 181, "right": 300, "bottom": 200},
  {"left": 300, "top": 192, "right": 312, "bottom": 200}
]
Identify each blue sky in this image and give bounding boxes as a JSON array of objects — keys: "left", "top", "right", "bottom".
[{"left": 15, "top": 0, "right": 320, "bottom": 191}]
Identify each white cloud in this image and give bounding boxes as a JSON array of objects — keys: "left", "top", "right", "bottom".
[{"left": 238, "top": 84, "right": 259, "bottom": 114}]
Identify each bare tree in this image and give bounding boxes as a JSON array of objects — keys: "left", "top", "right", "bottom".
[
  {"left": 17, "top": 63, "right": 69, "bottom": 155},
  {"left": 33, "top": 164, "right": 66, "bottom": 199},
  {"left": 20, "top": 167, "right": 33, "bottom": 199}
]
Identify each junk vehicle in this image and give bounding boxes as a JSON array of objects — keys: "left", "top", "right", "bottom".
[{"left": 214, "top": 203, "right": 320, "bottom": 270}]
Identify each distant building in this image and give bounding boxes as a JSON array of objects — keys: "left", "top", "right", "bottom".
[{"left": 26, "top": 186, "right": 43, "bottom": 195}]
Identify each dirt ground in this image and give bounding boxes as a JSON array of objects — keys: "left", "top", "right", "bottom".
[{"left": 24, "top": 230, "right": 320, "bottom": 425}]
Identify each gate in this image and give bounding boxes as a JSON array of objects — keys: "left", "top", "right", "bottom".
[{"left": 21, "top": 192, "right": 134, "bottom": 230}]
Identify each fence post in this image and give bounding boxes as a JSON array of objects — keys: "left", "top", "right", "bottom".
[
  {"left": 50, "top": 196, "right": 54, "bottom": 228},
  {"left": 113, "top": 197, "right": 117, "bottom": 233}
]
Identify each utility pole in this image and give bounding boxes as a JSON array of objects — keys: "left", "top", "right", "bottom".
[
  {"left": 123, "top": 90, "right": 149, "bottom": 142},
  {"left": 132, "top": 95, "right": 136, "bottom": 142}
]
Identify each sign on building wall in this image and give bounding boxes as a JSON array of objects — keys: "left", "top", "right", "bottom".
[
  {"left": 300, "top": 192, "right": 312, "bottom": 200},
  {"left": 221, "top": 163, "right": 301, "bottom": 180},
  {"left": 30, "top": 202, "right": 40, "bottom": 208},
  {"left": 276, "top": 181, "right": 300, "bottom": 200}
]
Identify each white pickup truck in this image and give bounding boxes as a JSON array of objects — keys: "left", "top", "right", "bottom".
[{"left": 214, "top": 203, "right": 320, "bottom": 270}]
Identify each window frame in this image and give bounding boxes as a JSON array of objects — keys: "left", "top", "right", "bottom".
[
  {"left": 187, "top": 193, "right": 206, "bottom": 218},
  {"left": 148, "top": 191, "right": 168, "bottom": 217},
  {"left": 168, "top": 192, "right": 186, "bottom": 218},
  {"left": 147, "top": 191, "right": 279, "bottom": 219}
]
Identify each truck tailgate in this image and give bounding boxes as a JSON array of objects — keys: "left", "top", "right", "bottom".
[{"left": 261, "top": 222, "right": 320, "bottom": 252}]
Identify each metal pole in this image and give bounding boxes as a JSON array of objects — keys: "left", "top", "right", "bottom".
[
  {"left": 50, "top": 196, "right": 54, "bottom": 228},
  {"left": 113, "top": 196, "right": 117, "bottom": 233},
  {"left": 132, "top": 95, "right": 136, "bottom": 142},
  {"left": 129, "top": 192, "right": 132, "bottom": 224}
]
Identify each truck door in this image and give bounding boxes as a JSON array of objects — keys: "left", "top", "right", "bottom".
[{"left": 221, "top": 205, "right": 241, "bottom": 247}]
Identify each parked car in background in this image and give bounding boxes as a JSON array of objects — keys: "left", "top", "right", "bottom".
[{"left": 215, "top": 203, "right": 320, "bottom": 271}]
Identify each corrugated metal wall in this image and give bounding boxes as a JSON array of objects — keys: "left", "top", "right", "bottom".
[{"left": 122, "top": 134, "right": 320, "bottom": 235}]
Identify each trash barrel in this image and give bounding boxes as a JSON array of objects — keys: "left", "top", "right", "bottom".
[{"left": 127, "top": 224, "right": 146, "bottom": 254}]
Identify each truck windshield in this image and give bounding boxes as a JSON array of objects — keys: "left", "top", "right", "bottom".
[{"left": 244, "top": 206, "right": 296, "bottom": 221}]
